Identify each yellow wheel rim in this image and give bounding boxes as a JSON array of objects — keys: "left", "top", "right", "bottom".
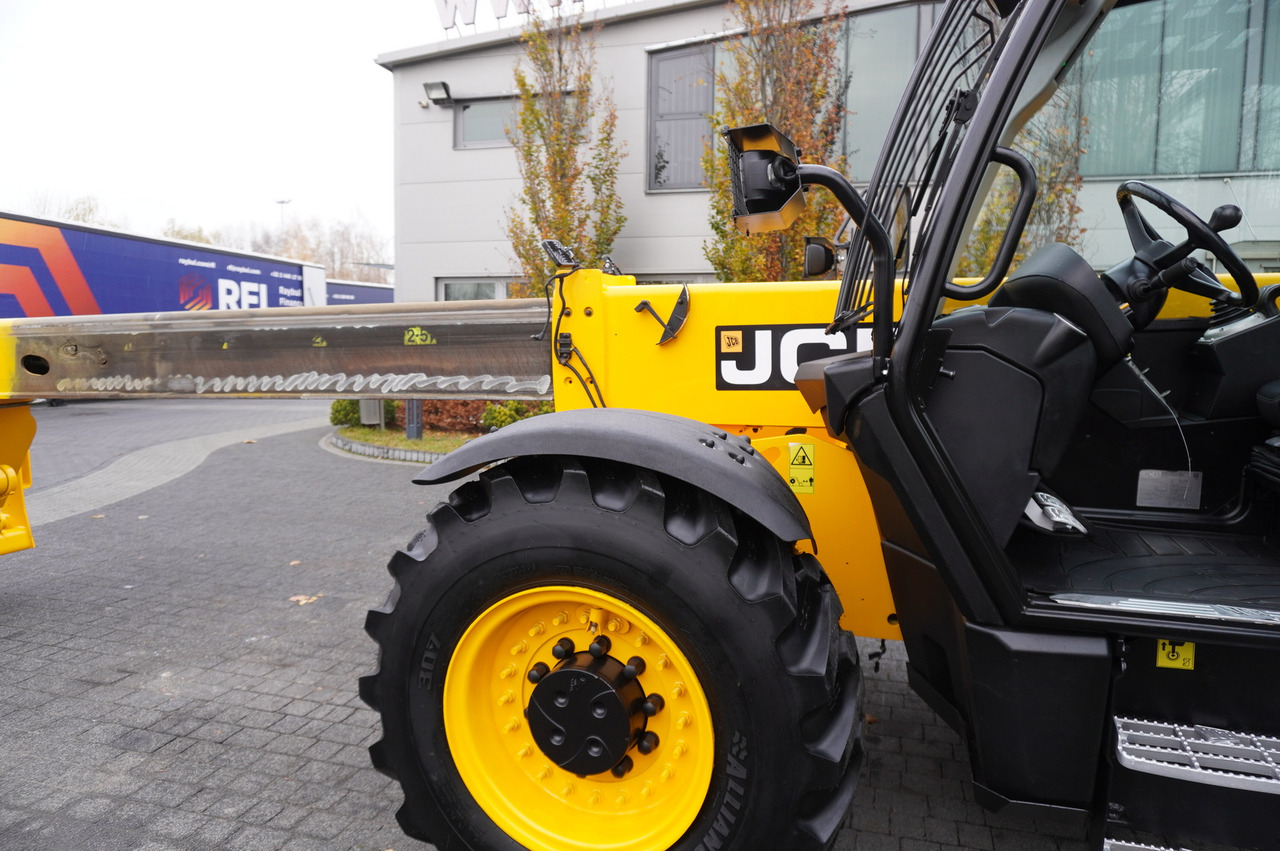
[{"left": 443, "top": 586, "right": 714, "bottom": 851}]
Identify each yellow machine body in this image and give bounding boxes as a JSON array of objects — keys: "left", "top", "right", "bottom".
[
  {"left": 0, "top": 267, "right": 1274, "bottom": 623},
  {"left": 546, "top": 269, "right": 1280, "bottom": 642},
  {"left": 548, "top": 270, "right": 901, "bottom": 640}
]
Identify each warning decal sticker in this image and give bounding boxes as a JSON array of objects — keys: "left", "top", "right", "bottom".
[
  {"left": 1156, "top": 639, "right": 1195, "bottom": 671},
  {"left": 788, "top": 442, "right": 815, "bottom": 494}
]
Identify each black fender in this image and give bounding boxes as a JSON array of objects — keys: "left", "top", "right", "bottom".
[{"left": 415, "top": 407, "right": 812, "bottom": 544}]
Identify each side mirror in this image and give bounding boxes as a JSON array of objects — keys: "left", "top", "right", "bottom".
[
  {"left": 722, "top": 124, "right": 805, "bottom": 236},
  {"left": 803, "top": 237, "right": 837, "bottom": 278}
]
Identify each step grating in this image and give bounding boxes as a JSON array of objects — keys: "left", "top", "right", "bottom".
[
  {"left": 1102, "top": 840, "right": 1189, "bottom": 851},
  {"left": 1115, "top": 716, "right": 1280, "bottom": 795}
]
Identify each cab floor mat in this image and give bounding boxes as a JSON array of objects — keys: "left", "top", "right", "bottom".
[{"left": 1007, "top": 523, "right": 1280, "bottom": 607}]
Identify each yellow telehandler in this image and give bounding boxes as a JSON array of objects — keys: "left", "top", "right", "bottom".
[{"left": 3, "top": 0, "right": 1280, "bottom": 848}]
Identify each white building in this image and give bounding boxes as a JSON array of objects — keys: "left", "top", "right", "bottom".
[
  {"left": 378, "top": 0, "right": 1280, "bottom": 303},
  {"left": 377, "top": 0, "right": 939, "bottom": 302}
]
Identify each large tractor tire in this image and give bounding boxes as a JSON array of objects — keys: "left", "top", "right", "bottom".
[{"left": 360, "top": 456, "right": 862, "bottom": 851}]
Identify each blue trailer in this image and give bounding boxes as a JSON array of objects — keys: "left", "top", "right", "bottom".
[
  {"left": 0, "top": 211, "right": 330, "bottom": 318},
  {"left": 326, "top": 279, "right": 395, "bottom": 306}
]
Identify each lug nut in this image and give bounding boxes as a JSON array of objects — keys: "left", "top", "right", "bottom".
[
  {"left": 623, "top": 656, "right": 646, "bottom": 679},
  {"left": 643, "top": 693, "right": 665, "bottom": 716},
  {"left": 589, "top": 635, "right": 612, "bottom": 657},
  {"left": 637, "top": 731, "right": 660, "bottom": 755},
  {"left": 527, "top": 662, "right": 551, "bottom": 683},
  {"left": 610, "top": 755, "right": 634, "bottom": 778},
  {"left": 552, "top": 638, "right": 576, "bottom": 659}
]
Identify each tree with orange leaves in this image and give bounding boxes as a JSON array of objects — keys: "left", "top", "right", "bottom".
[
  {"left": 505, "top": 4, "right": 626, "bottom": 294},
  {"left": 703, "top": 0, "right": 849, "bottom": 282}
]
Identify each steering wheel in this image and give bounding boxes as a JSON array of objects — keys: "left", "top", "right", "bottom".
[{"left": 1117, "top": 180, "right": 1257, "bottom": 308}]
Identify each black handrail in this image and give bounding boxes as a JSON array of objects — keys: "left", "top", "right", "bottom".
[{"left": 797, "top": 164, "right": 896, "bottom": 369}]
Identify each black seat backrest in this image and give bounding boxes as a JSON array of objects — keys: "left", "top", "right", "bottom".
[{"left": 990, "top": 242, "right": 1133, "bottom": 370}]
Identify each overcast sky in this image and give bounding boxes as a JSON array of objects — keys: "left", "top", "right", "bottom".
[{"left": 0, "top": 0, "right": 553, "bottom": 247}]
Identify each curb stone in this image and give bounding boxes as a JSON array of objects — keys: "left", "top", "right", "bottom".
[{"left": 327, "top": 432, "right": 454, "bottom": 464}]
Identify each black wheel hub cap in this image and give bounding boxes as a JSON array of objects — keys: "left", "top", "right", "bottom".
[{"left": 527, "top": 650, "right": 646, "bottom": 775}]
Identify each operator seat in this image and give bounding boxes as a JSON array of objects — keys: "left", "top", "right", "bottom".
[
  {"left": 921, "top": 243, "right": 1114, "bottom": 544},
  {"left": 989, "top": 242, "right": 1134, "bottom": 371}
]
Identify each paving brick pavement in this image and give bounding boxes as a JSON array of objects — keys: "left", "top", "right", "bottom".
[
  {"left": 28, "top": 399, "right": 334, "bottom": 493},
  {"left": 0, "top": 400, "right": 1228, "bottom": 850},
  {"left": 3, "top": 402, "right": 426, "bottom": 850}
]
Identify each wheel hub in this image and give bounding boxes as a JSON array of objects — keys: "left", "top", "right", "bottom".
[
  {"left": 527, "top": 650, "right": 645, "bottom": 775},
  {"left": 442, "top": 586, "right": 714, "bottom": 851}
]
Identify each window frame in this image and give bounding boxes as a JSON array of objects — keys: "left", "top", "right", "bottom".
[
  {"left": 453, "top": 97, "right": 519, "bottom": 150},
  {"left": 436, "top": 278, "right": 511, "bottom": 301},
  {"left": 1074, "top": 0, "right": 1279, "bottom": 179},
  {"left": 646, "top": 43, "right": 716, "bottom": 193}
]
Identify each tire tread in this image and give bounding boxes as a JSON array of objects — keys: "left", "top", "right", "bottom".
[{"left": 361, "top": 456, "right": 863, "bottom": 850}]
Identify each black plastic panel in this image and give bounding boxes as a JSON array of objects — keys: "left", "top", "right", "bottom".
[
  {"left": 925, "top": 307, "right": 1096, "bottom": 543},
  {"left": 1112, "top": 637, "right": 1280, "bottom": 742},
  {"left": 964, "top": 623, "right": 1111, "bottom": 807},
  {"left": 1187, "top": 313, "right": 1280, "bottom": 420}
]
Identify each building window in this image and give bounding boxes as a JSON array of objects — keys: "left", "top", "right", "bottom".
[
  {"left": 454, "top": 98, "right": 517, "bottom": 149},
  {"left": 648, "top": 44, "right": 714, "bottom": 190},
  {"left": 438, "top": 278, "right": 510, "bottom": 300},
  {"left": 1076, "top": 0, "right": 1279, "bottom": 176},
  {"left": 842, "top": 5, "right": 927, "bottom": 182},
  {"left": 1261, "top": 0, "right": 1280, "bottom": 169}
]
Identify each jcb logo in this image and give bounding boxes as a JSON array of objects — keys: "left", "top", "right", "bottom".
[{"left": 716, "top": 324, "right": 870, "bottom": 391}]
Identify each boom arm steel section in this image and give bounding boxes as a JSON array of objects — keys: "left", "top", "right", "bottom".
[{"left": 0, "top": 300, "right": 552, "bottom": 401}]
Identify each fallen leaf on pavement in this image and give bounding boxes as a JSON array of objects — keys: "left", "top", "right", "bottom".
[{"left": 288, "top": 594, "right": 323, "bottom": 605}]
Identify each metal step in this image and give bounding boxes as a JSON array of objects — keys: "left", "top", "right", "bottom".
[
  {"left": 1103, "top": 841, "right": 1189, "bottom": 851},
  {"left": 1054, "top": 592, "right": 1280, "bottom": 627},
  {"left": 1115, "top": 717, "right": 1280, "bottom": 795}
]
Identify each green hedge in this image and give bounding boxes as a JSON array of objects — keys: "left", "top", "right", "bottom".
[
  {"left": 480, "top": 400, "right": 554, "bottom": 430},
  {"left": 330, "top": 399, "right": 398, "bottom": 427},
  {"left": 333, "top": 399, "right": 551, "bottom": 430}
]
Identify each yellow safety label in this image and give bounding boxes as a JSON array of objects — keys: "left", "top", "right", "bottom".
[
  {"left": 788, "top": 442, "right": 815, "bottom": 494},
  {"left": 404, "top": 327, "right": 438, "bottom": 346},
  {"left": 1156, "top": 639, "right": 1195, "bottom": 671}
]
